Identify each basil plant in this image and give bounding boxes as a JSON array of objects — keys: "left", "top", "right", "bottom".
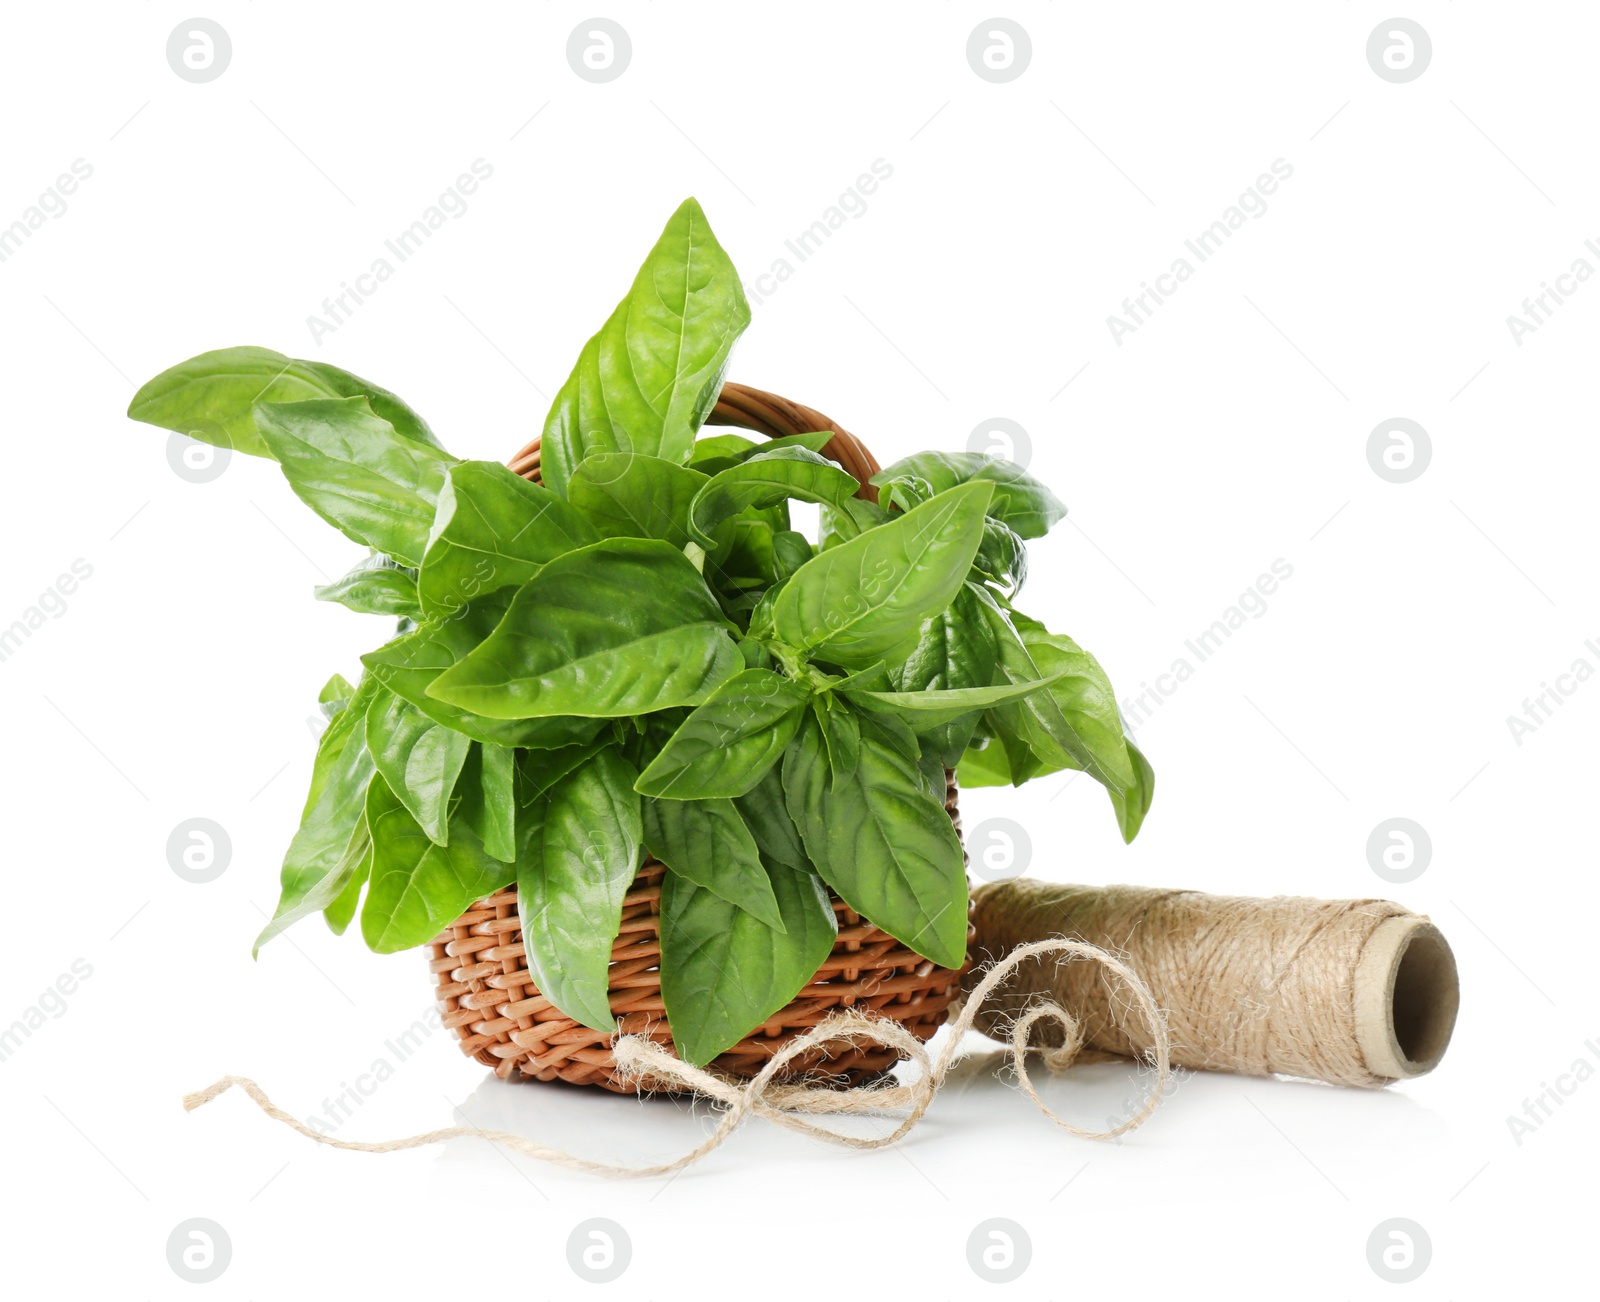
[{"left": 127, "top": 198, "right": 1153, "bottom": 1066}]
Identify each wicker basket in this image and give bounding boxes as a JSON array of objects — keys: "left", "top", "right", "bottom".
[{"left": 429, "top": 383, "right": 970, "bottom": 1092}]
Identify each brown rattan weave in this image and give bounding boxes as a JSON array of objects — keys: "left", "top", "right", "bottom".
[
  {"left": 430, "top": 384, "right": 968, "bottom": 1091},
  {"left": 506, "top": 380, "right": 885, "bottom": 503}
]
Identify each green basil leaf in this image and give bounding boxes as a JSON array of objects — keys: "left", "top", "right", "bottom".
[
  {"left": 1110, "top": 736, "right": 1155, "bottom": 842},
  {"left": 539, "top": 198, "right": 751, "bottom": 495},
  {"left": 772, "top": 530, "right": 814, "bottom": 583},
  {"left": 876, "top": 474, "right": 934, "bottom": 514},
  {"left": 955, "top": 738, "right": 1014, "bottom": 788},
  {"left": 739, "top": 638, "right": 774, "bottom": 670},
  {"left": 971, "top": 586, "right": 1135, "bottom": 792},
  {"left": 322, "top": 816, "right": 371, "bottom": 934},
  {"left": 727, "top": 590, "right": 768, "bottom": 622},
  {"left": 862, "top": 710, "right": 922, "bottom": 763},
  {"left": 315, "top": 553, "right": 421, "bottom": 618},
  {"left": 429, "top": 538, "right": 741, "bottom": 719},
  {"left": 696, "top": 432, "right": 837, "bottom": 477},
  {"left": 841, "top": 675, "right": 1064, "bottom": 731},
  {"left": 254, "top": 675, "right": 381, "bottom": 955},
  {"left": 659, "top": 857, "right": 836, "bottom": 1066},
  {"left": 707, "top": 516, "right": 777, "bottom": 589},
  {"left": 818, "top": 495, "right": 892, "bottom": 549},
  {"left": 774, "top": 481, "right": 993, "bottom": 669},
  {"left": 362, "top": 592, "right": 604, "bottom": 749},
  {"left": 829, "top": 662, "right": 893, "bottom": 692},
  {"left": 317, "top": 672, "right": 357, "bottom": 718},
  {"left": 871, "top": 451, "right": 1066, "bottom": 539},
  {"left": 746, "top": 580, "right": 784, "bottom": 640},
  {"left": 986, "top": 702, "right": 1057, "bottom": 787},
  {"left": 568, "top": 454, "right": 709, "bottom": 549},
  {"left": 255, "top": 396, "right": 457, "bottom": 565},
  {"left": 417, "top": 461, "right": 598, "bottom": 620},
  {"left": 898, "top": 583, "right": 998, "bottom": 694},
  {"left": 689, "top": 432, "right": 759, "bottom": 473},
  {"left": 917, "top": 749, "right": 949, "bottom": 805},
  {"left": 635, "top": 668, "right": 809, "bottom": 799},
  {"left": 455, "top": 742, "right": 517, "bottom": 862},
  {"left": 972, "top": 517, "right": 1028, "bottom": 595},
  {"left": 365, "top": 686, "right": 472, "bottom": 844},
  {"left": 732, "top": 765, "right": 811, "bottom": 871},
  {"left": 811, "top": 694, "right": 860, "bottom": 791},
  {"left": 515, "top": 738, "right": 610, "bottom": 807},
  {"left": 1010, "top": 607, "right": 1136, "bottom": 792},
  {"left": 360, "top": 774, "right": 512, "bottom": 953},
  {"left": 783, "top": 712, "right": 968, "bottom": 967},
  {"left": 127, "top": 346, "right": 443, "bottom": 459},
  {"left": 892, "top": 583, "right": 998, "bottom": 763},
  {"left": 740, "top": 432, "right": 837, "bottom": 459},
  {"left": 688, "top": 448, "right": 860, "bottom": 548},
  {"left": 642, "top": 797, "right": 785, "bottom": 932},
  {"left": 516, "top": 748, "right": 643, "bottom": 1030}
]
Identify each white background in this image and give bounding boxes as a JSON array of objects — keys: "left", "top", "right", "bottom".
[{"left": 2, "top": 3, "right": 1593, "bottom": 1296}]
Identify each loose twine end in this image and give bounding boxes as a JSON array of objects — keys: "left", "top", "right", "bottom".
[
  {"left": 182, "top": 1079, "right": 235, "bottom": 1112},
  {"left": 182, "top": 937, "right": 1171, "bottom": 1178}
]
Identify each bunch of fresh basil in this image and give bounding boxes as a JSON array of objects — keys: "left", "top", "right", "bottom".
[{"left": 127, "top": 198, "right": 1152, "bottom": 1067}]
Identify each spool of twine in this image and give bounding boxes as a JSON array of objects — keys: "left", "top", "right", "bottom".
[{"left": 966, "top": 880, "right": 1460, "bottom": 1087}]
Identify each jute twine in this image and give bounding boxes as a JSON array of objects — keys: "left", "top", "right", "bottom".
[
  {"left": 967, "top": 881, "right": 1450, "bottom": 1088},
  {"left": 184, "top": 937, "right": 1172, "bottom": 1178}
]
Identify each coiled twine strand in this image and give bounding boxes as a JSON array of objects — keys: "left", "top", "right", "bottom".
[{"left": 183, "top": 936, "right": 1172, "bottom": 1179}]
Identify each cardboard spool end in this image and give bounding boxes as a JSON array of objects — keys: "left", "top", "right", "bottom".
[{"left": 1352, "top": 917, "right": 1460, "bottom": 1080}]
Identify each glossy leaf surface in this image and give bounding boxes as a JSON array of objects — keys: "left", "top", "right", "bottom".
[
  {"left": 429, "top": 539, "right": 741, "bottom": 719},
  {"left": 539, "top": 199, "right": 750, "bottom": 494}
]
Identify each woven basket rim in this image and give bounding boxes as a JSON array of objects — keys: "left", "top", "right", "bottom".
[{"left": 505, "top": 380, "right": 884, "bottom": 502}]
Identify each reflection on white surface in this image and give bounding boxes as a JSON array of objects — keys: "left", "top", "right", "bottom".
[{"left": 425, "top": 1027, "right": 1448, "bottom": 1193}]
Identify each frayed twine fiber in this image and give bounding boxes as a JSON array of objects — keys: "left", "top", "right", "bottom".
[{"left": 183, "top": 937, "right": 1170, "bottom": 1178}]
